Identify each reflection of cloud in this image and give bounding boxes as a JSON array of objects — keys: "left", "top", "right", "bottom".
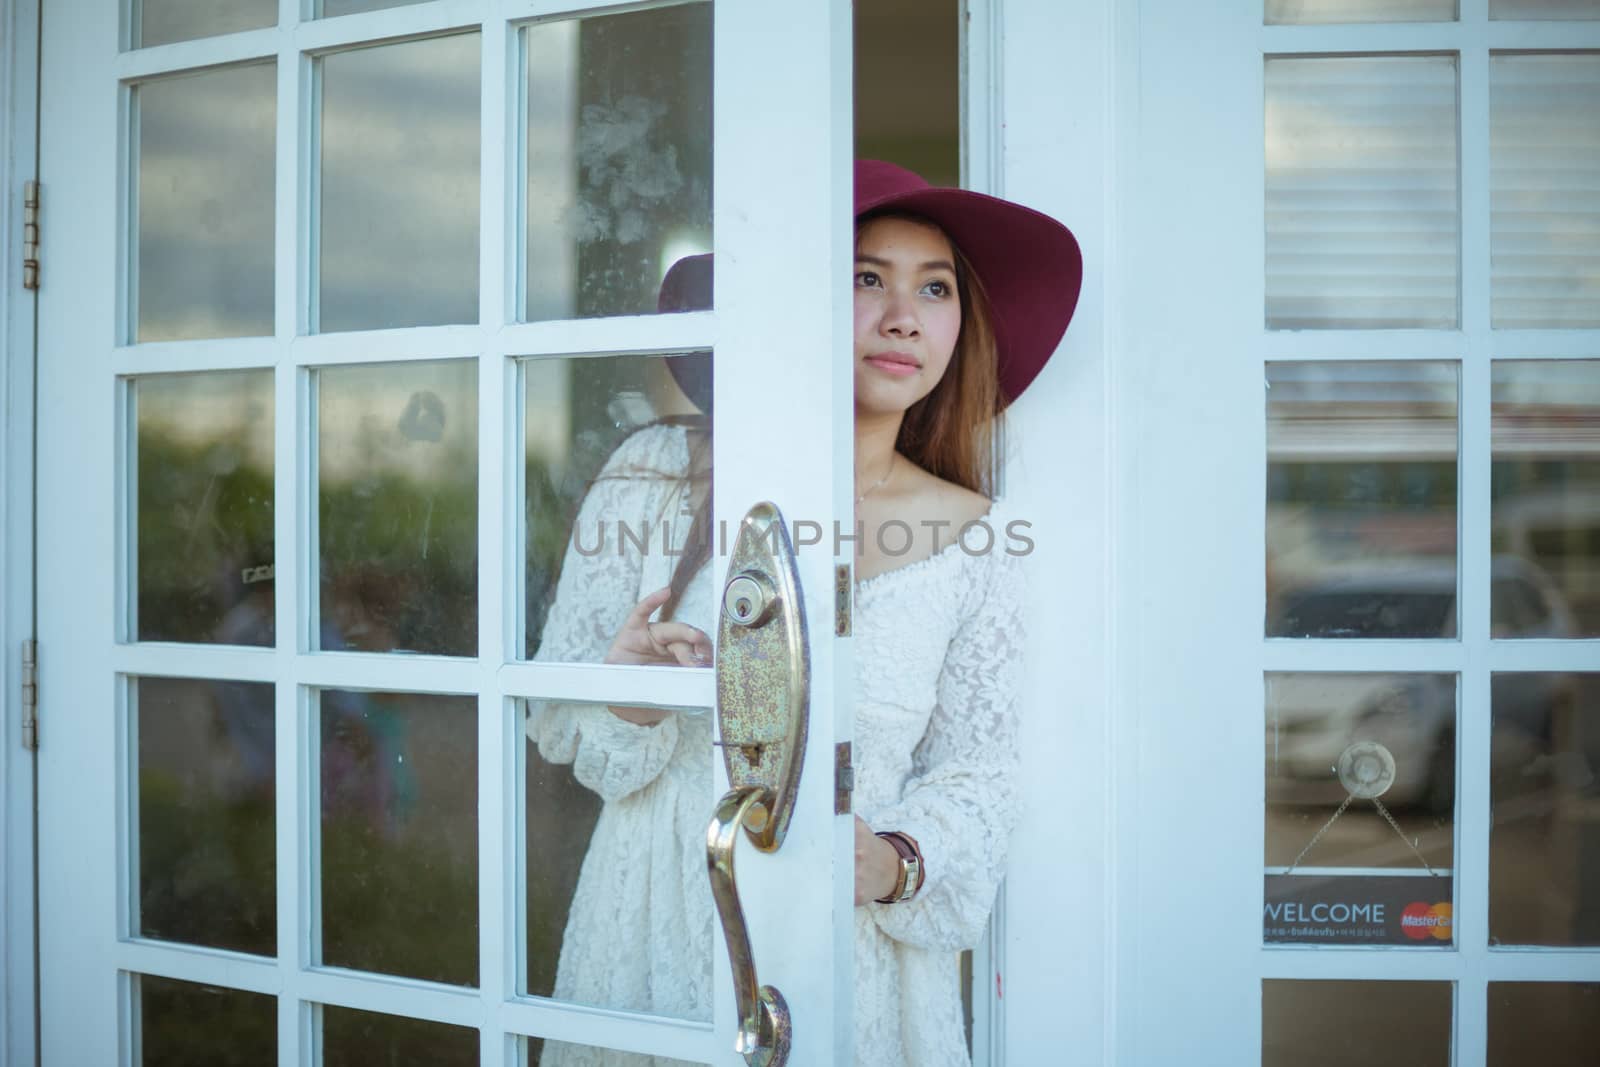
[
  {"left": 318, "top": 33, "right": 481, "bottom": 333},
  {"left": 137, "top": 63, "right": 277, "bottom": 342},
  {"left": 318, "top": 360, "right": 477, "bottom": 483},
  {"left": 137, "top": 370, "right": 275, "bottom": 472}
]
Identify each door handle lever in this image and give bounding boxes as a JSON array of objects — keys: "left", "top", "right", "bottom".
[
  {"left": 707, "top": 785, "right": 791, "bottom": 1066},
  {"left": 708, "top": 503, "right": 809, "bottom": 1065}
]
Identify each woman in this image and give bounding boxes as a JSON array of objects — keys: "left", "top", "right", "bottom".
[{"left": 529, "top": 159, "right": 1081, "bottom": 1066}]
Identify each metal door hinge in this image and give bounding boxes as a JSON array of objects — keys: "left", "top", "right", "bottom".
[
  {"left": 834, "top": 564, "right": 851, "bottom": 637},
  {"left": 21, "top": 639, "right": 38, "bottom": 750},
  {"left": 834, "top": 741, "right": 853, "bottom": 814},
  {"left": 22, "top": 181, "right": 39, "bottom": 290}
]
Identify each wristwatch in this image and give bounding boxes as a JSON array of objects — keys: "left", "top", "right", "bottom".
[{"left": 874, "top": 831, "right": 924, "bottom": 904}]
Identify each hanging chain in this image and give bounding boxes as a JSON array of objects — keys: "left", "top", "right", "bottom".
[
  {"left": 1283, "top": 793, "right": 1354, "bottom": 874},
  {"left": 1371, "top": 798, "right": 1439, "bottom": 877},
  {"left": 1284, "top": 793, "right": 1440, "bottom": 876}
]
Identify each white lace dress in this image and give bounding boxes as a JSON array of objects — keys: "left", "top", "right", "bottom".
[{"left": 528, "top": 423, "right": 1026, "bottom": 1067}]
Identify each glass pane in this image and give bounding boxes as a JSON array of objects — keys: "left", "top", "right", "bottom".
[
  {"left": 1492, "top": 361, "right": 1600, "bottom": 637},
  {"left": 521, "top": 1036, "right": 709, "bottom": 1066},
  {"left": 1266, "top": 0, "right": 1457, "bottom": 23},
  {"left": 138, "top": 0, "right": 274, "bottom": 48},
  {"left": 1492, "top": 0, "right": 1600, "bottom": 17},
  {"left": 1263, "top": 981, "right": 1452, "bottom": 1067},
  {"left": 318, "top": 360, "right": 477, "bottom": 656},
  {"left": 1491, "top": 673, "right": 1600, "bottom": 945},
  {"left": 321, "top": 0, "right": 430, "bottom": 16},
  {"left": 322, "top": 1005, "right": 477, "bottom": 1065},
  {"left": 524, "top": 352, "right": 714, "bottom": 662},
  {"left": 1267, "top": 362, "right": 1460, "bottom": 638},
  {"left": 1265, "top": 56, "right": 1459, "bottom": 329},
  {"left": 1491, "top": 54, "right": 1600, "bottom": 328},
  {"left": 134, "top": 64, "right": 275, "bottom": 342},
  {"left": 523, "top": 700, "right": 712, "bottom": 1020},
  {"left": 137, "top": 677, "right": 275, "bottom": 954},
  {"left": 1266, "top": 673, "right": 1455, "bottom": 946},
  {"left": 319, "top": 690, "right": 477, "bottom": 986},
  {"left": 137, "top": 975, "right": 275, "bottom": 1066},
  {"left": 1487, "top": 983, "right": 1600, "bottom": 1067},
  {"left": 135, "top": 371, "right": 275, "bottom": 645},
  {"left": 524, "top": 4, "right": 712, "bottom": 320},
  {"left": 319, "top": 35, "right": 479, "bottom": 332}
]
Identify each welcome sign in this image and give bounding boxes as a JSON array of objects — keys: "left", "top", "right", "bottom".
[{"left": 1264, "top": 873, "right": 1453, "bottom": 946}]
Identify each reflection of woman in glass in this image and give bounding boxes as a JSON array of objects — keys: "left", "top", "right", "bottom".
[{"left": 530, "top": 159, "right": 1081, "bottom": 1067}]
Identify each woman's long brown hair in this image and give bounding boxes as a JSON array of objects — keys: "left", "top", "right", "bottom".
[{"left": 654, "top": 213, "right": 1005, "bottom": 621}]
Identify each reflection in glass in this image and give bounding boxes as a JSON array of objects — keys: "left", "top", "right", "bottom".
[
  {"left": 1266, "top": 0, "right": 1457, "bottom": 23},
  {"left": 138, "top": 975, "right": 275, "bottom": 1066},
  {"left": 1491, "top": 54, "right": 1600, "bottom": 328},
  {"left": 136, "top": 371, "right": 275, "bottom": 645},
  {"left": 322, "top": 1004, "right": 477, "bottom": 1065},
  {"left": 1488, "top": 983, "right": 1600, "bottom": 1067},
  {"left": 1263, "top": 981, "right": 1452, "bottom": 1067},
  {"left": 521, "top": 1036, "right": 710, "bottom": 1067},
  {"left": 524, "top": 4, "right": 712, "bottom": 320},
  {"left": 135, "top": 64, "right": 275, "bottom": 342},
  {"left": 137, "top": 677, "right": 275, "bottom": 955},
  {"left": 138, "top": 0, "right": 275, "bottom": 48},
  {"left": 319, "top": 35, "right": 480, "bottom": 332},
  {"left": 1267, "top": 362, "right": 1459, "bottom": 638},
  {"left": 1265, "top": 56, "right": 1459, "bottom": 329},
  {"left": 321, "top": 0, "right": 430, "bottom": 16},
  {"left": 1491, "top": 0, "right": 1600, "bottom": 16},
  {"left": 1266, "top": 673, "right": 1455, "bottom": 868},
  {"left": 1492, "top": 362, "right": 1600, "bottom": 637},
  {"left": 318, "top": 360, "right": 477, "bottom": 656},
  {"left": 522, "top": 700, "right": 712, "bottom": 1022},
  {"left": 319, "top": 690, "right": 477, "bottom": 986},
  {"left": 524, "top": 350, "right": 712, "bottom": 660},
  {"left": 1491, "top": 673, "right": 1600, "bottom": 946}
]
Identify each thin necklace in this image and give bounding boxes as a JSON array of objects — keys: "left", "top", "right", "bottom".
[{"left": 856, "top": 452, "right": 896, "bottom": 505}]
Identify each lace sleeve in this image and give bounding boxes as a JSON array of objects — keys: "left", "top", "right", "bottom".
[
  {"left": 866, "top": 548, "right": 1027, "bottom": 951},
  {"left": 525, "top": 424, "right": 685, "bottom": 802}
]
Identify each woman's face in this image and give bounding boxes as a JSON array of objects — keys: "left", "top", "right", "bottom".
[{"left": 853, "top": 216, "right": 962, "bottom": 417}]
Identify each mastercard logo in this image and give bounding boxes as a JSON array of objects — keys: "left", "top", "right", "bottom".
[{"left": 1400, "top": 901, "right": 1452, "bottom": 941}]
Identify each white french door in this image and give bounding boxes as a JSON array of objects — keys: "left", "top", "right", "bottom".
[
  {"left": 35, "top": 1, "right": 856, "bottom": 1064},
  {"left": 1116, "top": 1, "right": 1600, "bottom": 1063}
]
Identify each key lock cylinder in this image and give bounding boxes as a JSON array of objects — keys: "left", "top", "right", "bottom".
[{"left": 707, "top": 503, "right": 810, "bottom": 1067}]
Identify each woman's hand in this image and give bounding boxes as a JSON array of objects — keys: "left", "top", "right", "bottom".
[
  {"left": 854, "top": 815, "right": 902, "bottom": 906},
  {"left": 604, "top": 586, "right": 713, "bottom": 726}
]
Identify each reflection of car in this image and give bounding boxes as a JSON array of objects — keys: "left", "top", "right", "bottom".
[{"left": 1267, "top": 556, "right": 1577, "bottom": 812}]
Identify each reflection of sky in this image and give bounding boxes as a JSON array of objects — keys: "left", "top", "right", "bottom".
[
  {"left": 1266, "top": 56, "right": 1458, "bottom": 330},
  {"left": 137, "top": 63, "right": 276, "bottom": 342},
  {"left": 1491, "top": 54, "right": 1600, "bottom": 329},
  {"left": 1265, "top": 0, "right": 1454, "bottom": 23},
  {"left": 318, "top": 360, "right": 477, "bottom": 482},
  {"left": 139, "top": 0, "right": 274, "bottom": 48},
  {"left": 136, "top": 370, "right": 275, "bottom": 471},
  {"left": 319, "top": 34, "right": 481, "bottom": 333}
]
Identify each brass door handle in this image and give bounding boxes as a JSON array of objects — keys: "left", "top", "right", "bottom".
[
  {"left": 707, "top": 785, "right": 791, "bottom": 1066},
  {"left": 709, "top": 503, "right": 808, "bottom": 1066}
]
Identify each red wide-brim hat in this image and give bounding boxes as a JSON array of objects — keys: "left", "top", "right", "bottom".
[
  {"left": 659, "top": 159, "right": 1083, "bottom": 408},
  {"left": 855, "top": 159, "right": 1083, "bottom": 404}
]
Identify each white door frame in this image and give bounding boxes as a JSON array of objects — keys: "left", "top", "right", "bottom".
[
  {"left": 34, "top": 0, "right": 855, "bottom": 1062},
  {"left": 1, "top": 0, "right": 41, "bottom": 1060},
  {"left": 982, "top": 0, "right": 1125, "bottom": 1061}
]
